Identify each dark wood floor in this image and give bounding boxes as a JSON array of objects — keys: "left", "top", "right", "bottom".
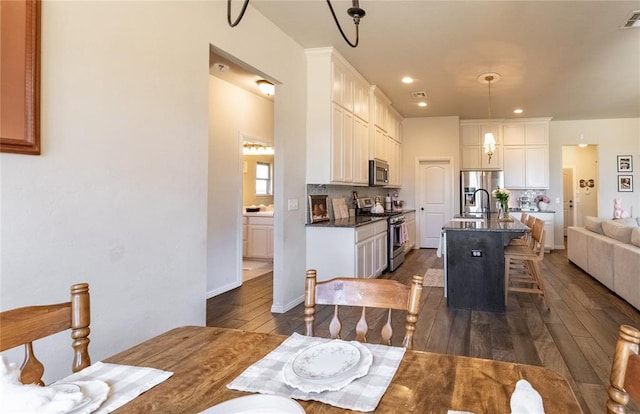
[{"left": 207, "top": 246, "right": 640, "bottom": 414}]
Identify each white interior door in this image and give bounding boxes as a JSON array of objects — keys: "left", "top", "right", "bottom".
[
  {"left": 562, "top": 167, "right": 575, "bottom": 236},
  {"left": 418, "top": 160, "right": 453, "bottom": 248}
]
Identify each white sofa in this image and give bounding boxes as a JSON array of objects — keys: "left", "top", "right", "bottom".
[{"left": 567, "top": 216, "right": 640, "bottom": 310}]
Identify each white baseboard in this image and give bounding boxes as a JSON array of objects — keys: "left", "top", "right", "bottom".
[
  {"left": 207, "top": 280, "right": 242, "bottom": 299},
  {"left": 271, "top": 294, "right": 304, "bottom": 314}
]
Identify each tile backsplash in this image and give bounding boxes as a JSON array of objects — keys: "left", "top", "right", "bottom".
[
  {"left": 306, "top": 184, "right": 398, "bottom": 221},
  {"left": 506, "top": 189, "right": 549, "bottom": 209}
]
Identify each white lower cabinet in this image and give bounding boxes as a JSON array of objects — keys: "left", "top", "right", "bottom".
[
  {"left": 405, "top": 211, "right": 416, "bottom": 252},
  {"left": 246, "top": 216, "right": 274, "bottom": 259},
  {"left": 307, "top": 220, "right": 388, "bottom": 280},
  {"left": 511, "top": 211, "right": 555, "bottom": 251}
]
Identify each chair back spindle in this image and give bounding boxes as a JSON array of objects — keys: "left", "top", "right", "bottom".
[
  {"left": 0, "top": 283, "right": 91, "bottom": 385},
  {"left": 304, "top": 269, "right": 423, "bottom": 349}
]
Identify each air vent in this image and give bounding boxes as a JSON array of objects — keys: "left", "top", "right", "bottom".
[
  {"left": 623, "top": 10, "right": 640, "bottom": 28},
  {"left": 411, "top": 91, "right": 427, "bottom": 98}
]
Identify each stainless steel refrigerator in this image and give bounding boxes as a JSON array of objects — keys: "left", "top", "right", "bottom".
[{"left": 460, "top": 171, "right": 504, "bottom": 214}]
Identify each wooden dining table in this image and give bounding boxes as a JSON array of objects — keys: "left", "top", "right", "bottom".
[{"left": 106, "top": 325, "right": 582, "bottom": 413}]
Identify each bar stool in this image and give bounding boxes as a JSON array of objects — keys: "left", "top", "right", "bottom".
[
  {"left": 504, "top": 218, "right": 548, "bottom": 308},
  {"left": 509, "top": 214, "right": 534, "bottom": 246}
]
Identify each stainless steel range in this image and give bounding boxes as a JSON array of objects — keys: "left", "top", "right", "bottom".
[{"left": 356, "top": 198, "right": 406, "bottom": 272}]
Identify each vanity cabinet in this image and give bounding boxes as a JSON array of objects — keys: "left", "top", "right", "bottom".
[
  {"left": 242, "top": 216, "right": 248, "bottom": 255},
  {"left": 246, "top": 216, "right": 274, "bottom": 259},
  {"left": 460, "top": 121, "right": 503, "bottom": 170},
  {"left": 307, "top": 220, "right": 388, "bottom": 280},
  {"left": 502, "top": 119, "right": 550, "bottom": 189},
  {"left": 306, "top": 47, "right": 369, "bottom": 186}
]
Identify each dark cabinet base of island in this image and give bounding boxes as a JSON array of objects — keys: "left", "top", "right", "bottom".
[{"left": 445, "top": 221, "right": 527, "bottom": 312}]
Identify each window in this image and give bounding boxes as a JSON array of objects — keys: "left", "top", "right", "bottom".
[{"left": 256, "top": 162, "right": 272, "bottom": 196}]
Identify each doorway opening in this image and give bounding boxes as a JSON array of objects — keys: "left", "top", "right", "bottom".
[
  {"left": 208, "top": 46, "right": 276, "bottom": 300},
  {"left": 561, "top": 145, "right": 599, "bottom": 230},
  {"left": 241, "top": 134, "right": 274, "bottom": 281}
]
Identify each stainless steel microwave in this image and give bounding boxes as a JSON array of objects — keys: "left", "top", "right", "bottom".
[{"left": 369, "top": 159, "right": 389, "bottom": 186}]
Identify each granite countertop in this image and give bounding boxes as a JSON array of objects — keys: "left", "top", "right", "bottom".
[
  {"left": 509, "top": 208, "right": 556, "bottom": 213},
  {"left": 443, "top": 213, "right": 529, "bottom": 233},
  {"left": 306, "top": 215, "right": 387, "bottom": 228},
  {"left": 243, "top": 211, "right": 274, "bottom": 217}
]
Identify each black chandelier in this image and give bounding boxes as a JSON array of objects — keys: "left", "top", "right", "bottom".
[{"left": 227, "top": 0, "right": 366, "bottom": 48}]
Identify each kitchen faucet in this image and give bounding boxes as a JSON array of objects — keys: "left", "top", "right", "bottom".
[{"left": 472, "top": 188, "right": 492, "bottom": 215}]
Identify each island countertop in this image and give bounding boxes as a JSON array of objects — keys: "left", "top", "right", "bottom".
[{"left": 443, "top": 214, "right": 529, "bottom": 233}]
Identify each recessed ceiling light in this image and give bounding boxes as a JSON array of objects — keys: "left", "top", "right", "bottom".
[
  {"left": 623, "top": 10, "right": 640, "bottom": 28},
  {"left": 513, "top": 108, "right": 523, "bottom": 114},
  {"left": 402, "top": 77, "right": 414, "bottom": 84},
  {"left": 418, "top": 102, "right": 427, "bottom": 107}
]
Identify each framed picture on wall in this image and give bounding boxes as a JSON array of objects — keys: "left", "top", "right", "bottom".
[
  {"left": 0, "top": 0, "right": 41, "bottom": 155},
  {"left": 618, "top": 175, "right": 633, "bottom": 192},
  {"left": 309, "top": 195, "right": 329, "bottom": 223},
  {"left": 617, "top": 155, "right": 633, "bottom": 172}
]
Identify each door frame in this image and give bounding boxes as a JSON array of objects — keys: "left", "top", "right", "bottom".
[
  {"left": 414, "top": 156, "right": 456, "bottom": 248},
  {"left": 562, "top": 166, "right": 576, "bottom": 237}
]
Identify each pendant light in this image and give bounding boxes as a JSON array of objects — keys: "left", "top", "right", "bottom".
[
  {"left": 478, "top": 72, "right": 501, "bottom": 164},
  {"left": 227, "top": 0, "right": 366, "bottom": 48}
]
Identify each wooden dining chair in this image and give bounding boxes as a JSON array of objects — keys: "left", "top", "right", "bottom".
[
  {"left": 0, "top": 283, "right": 91, "bottom": 385},
  {"left": 504, "top": 218, "right": 548, "bottom": 308},
  {"left": 304, "top": 269, "right": 423, "bottom": 349},
  {"left": 607, "top": 324, "right": 640, "bottom": 414}
]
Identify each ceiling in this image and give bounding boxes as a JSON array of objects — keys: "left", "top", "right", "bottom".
[{"left": 231, "top": 0, "right": 640, "bottom": 121}]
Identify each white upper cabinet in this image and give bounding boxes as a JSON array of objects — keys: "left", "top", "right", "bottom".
[
  {"left": 502, "top": 119, "right": 550, "bottom": 189},
  {"left": 306, "top": 47, "right": 370, "bottom": 186},
  {"left": 353, "top": 78, "right": 369, "bottom": 122},
  {"left": 460, "top": 121, "right": 503, "bottom": 170},
  {"left": 369, "top": 86, "right": 402, "bottom": 187}
]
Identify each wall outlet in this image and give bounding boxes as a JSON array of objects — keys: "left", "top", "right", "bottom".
[
  {"left": 471, "top": 250, "right": 483, "bottom": 257},
  {"left": 288, "top": 199, "right": 298, "bottom": 210}
]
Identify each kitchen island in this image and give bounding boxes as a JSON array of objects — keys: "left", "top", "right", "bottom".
[{"left": 443, "top": 214, "right": 529, "bottom": 312}]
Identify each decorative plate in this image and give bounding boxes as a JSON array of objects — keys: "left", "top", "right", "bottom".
[
  {"left": 50, "top": 380, "right": 110, "bottom": 414},
  {"left": 200, "top": 394, "right": 305, "bottom": 413},
  {"left": 283, "top": 340, "right": 373, "bottom": 393}
]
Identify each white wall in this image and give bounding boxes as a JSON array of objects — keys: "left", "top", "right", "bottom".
[
  {"left": 550, "top": 118, "right": 640, "bottom": 248},
  {"left": 401, "top": 116, "right": 461, "bottom": 210},
  {"left": 0, "top": 1, "right": 307, "bottom": 382}
]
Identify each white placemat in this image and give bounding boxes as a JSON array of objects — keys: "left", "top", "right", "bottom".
[
  {"left": 227, "top": 333, "right": 405, "bottom": 412},
  {"left": 52, "top": 361, "right": 173, "bottom": 413}
]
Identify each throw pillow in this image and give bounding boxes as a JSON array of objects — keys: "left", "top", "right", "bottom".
[
  {"left": 632, "top": 227, "right": 640, "bottom": 248},
  {"left": 613, "top": 217, "right": 640, "bottom": 227},
  {"left": 584, "top": 216, "right": 604, "bottom": 234},
  {"left": 602, "top": 220, "right": 635, "bottom": 244}
]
